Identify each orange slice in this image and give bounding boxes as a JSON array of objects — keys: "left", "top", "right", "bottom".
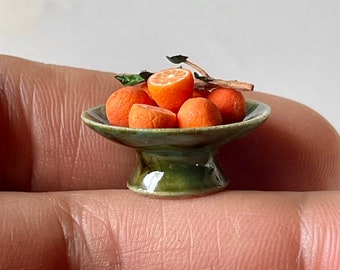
[
  {"left": 128, "top": 104, "right": 177, "bottom": 128},
  {"left": 147, "top": 68, "right": 194, "bottom": 113}
]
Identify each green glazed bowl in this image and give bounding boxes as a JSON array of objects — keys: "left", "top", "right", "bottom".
[{"left": 81, "top": 99, "right": 270, "bottom": 198}]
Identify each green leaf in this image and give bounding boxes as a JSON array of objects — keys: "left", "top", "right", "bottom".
[
  {"left": 139, "top": 70, "right": 153, "bottom": 81},
  {"left": 166, "top": 55, "right": 189, "bottom": 64},
  {"left": 115, "top": 74, "right": 145, "bottom": 86},
  {"left": 194, "top": 72, "right": 213, "bottom": 82}
]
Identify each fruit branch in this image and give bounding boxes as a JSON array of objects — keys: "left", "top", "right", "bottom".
[
  {"left": 166, "top": 55, "right": 211, "bottom": 78},
  {"left": 167, "top": 55, "right": 254, "bottom": 91},
  {"left": 194, "top": 79, "right": 254, "bottom": 92}
]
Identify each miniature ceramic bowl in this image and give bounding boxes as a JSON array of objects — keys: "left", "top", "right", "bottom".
[{"left": 81, "top": 99, "right": 270, "bottom": 198}]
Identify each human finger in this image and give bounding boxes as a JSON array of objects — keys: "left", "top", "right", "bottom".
[
  {"left": 1, "top": 55, "right": 339, "bottom": 192},
  {"left": 220, "top": 91, "right": 340, "bottom": 191},
  {"left": 0, "top": 55, "right": 135, "bottom": 191},
  {"left": 1, "top": 190, "right": 339, "bottom": 269}
]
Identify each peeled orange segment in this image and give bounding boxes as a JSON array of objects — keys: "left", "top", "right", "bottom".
[
  {"left": 177, "top": 97, "right": 222, "bottom": 128},
  {"left": 128, "top": 104, "right": 177, "bottom": 129},
  {"left": 147, "top": 68, "right": 194, "bottom": 113},
  {"left": 105, "top": 86, "right": 155, "bottom": 127}
]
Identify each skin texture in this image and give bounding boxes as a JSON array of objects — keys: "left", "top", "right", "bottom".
[{"left": 0, "top": 55, "right": 339, "bottom": 269}]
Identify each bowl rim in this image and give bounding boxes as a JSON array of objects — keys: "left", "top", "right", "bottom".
[{"left": 81, "top": 99, "right": 271, "bottom": 134}]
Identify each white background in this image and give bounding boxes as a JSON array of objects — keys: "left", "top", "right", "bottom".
[{"left": 1, "top": 0, "right": 339, "bottom": 131}]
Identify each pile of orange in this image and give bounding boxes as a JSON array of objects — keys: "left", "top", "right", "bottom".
[{"left": 106, "top": 68, "right": 246, "bottom": 129}]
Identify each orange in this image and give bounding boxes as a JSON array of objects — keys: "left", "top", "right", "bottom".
[
  {"left": 106, "top": 86, "right": 154, "bottom": 127},
  {"left": 192, "top": 83, "right": 215, "bottom": 98},
  {"left": 177, "top": 97, "right": 222, "bottom": 128},
  {"left": 128, "top": 104, "right": 177, "bottom": 128},
  {"left": 147, "top": 68, "right": 194, "bottom": 113},
  {"left": 135, "top": 82, "right": 152, "bottom": 98},
  {"left": 207, "top": 87, "right": 246, "bottom": 124},
  {"left": 192, "top": 88, "right": 211, "bottom": 98}
]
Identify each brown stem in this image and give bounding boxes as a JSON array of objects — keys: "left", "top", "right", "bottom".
[
  {"left": 194, "top": 79, "right": 254, "bottom": 91},
  {"left": 183, "top": 59, "right": 253, "bottom": 91},
  {"left": 184, "top": 60, "right": 211, "bottom": 78}
]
